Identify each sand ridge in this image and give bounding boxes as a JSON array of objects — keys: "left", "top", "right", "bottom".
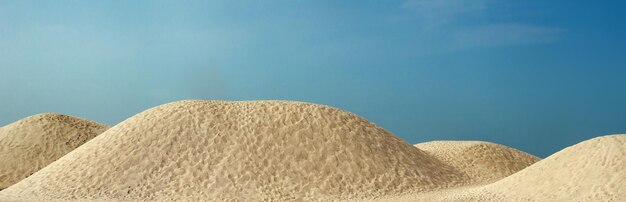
[
  {"left": 414, "top": 141, "right": 540, "bottom": 184},
  {"left": 0, "top": 113, "right": 110, "bottom": 190},
  {"left": 0, "top": 100, "right": 467, "bottom": 201}
]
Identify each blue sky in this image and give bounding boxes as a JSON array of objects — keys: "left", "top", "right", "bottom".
[{"left": 1, "top": 0, "right": 625, "bottom": 157}]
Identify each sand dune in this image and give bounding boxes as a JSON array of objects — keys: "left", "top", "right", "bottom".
[
  {"left": 0, "top": 113, "right": 109, "bottom": 190},
  {"left": 0, "top": 100, "right": 466, "bottom": 201},
  {"left": 476, "top": 134, "right": 626, "bottom": 201},
  {"left": 378, "top": 134, "right": 626, "bottom": 201},
  {"left": 0, "top": 101, "right": 623, "bottom": 201},
  {"left": 414, "top": 141, "right": 540, "bottom": 184}
]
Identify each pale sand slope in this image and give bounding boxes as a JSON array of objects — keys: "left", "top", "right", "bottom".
[
  {"left": 375, "top": 134, "right": 626, "bottom": 202},
  {"left": 479, "top": 134, "right": 626, "bottom": 201},
  {"left": 414, "top": 141, "right": 540, "bottom": 184},
  {"left": 0, "top": 100, "right": 467, "bottom": 201},
  {"left": 0, "top": 113, "right": 109, "bottom": 190}
]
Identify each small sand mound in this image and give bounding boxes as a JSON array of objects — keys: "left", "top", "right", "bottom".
[
  {"left": 414, "top": 141, "right": 540, "bottom": 184},
  {"left": 477, "top": 134, "right": 626, "bottom": 201},
  {"left": 0, "top": 100, "right": 466, "bottom": 201},
  {"left": 0, "top": 113, "right": 109, "bottom": 190}
]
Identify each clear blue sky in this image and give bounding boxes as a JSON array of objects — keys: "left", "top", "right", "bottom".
[{"left": 1, "top": 0, "right": 625, "bottom": 157}]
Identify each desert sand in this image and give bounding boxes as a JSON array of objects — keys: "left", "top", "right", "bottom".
[
  {"left": 0, "top": 113, "right": 109, "bottom": 190},
  {"left": 375, "top": 134, "right": 626, "bottom": 202},
  {"left": 414, "top": 141, "right": 540, "bottom": 184},
  {"left": 0, "top": 100, "right": 624, "bottom": 201},
  {"left": 0, "top": 101, "right": 467, "bottom": 201},
  {"left": 475, "top": 134, "right": 626, "bottom": 201}
]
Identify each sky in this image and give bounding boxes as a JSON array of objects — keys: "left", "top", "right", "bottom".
[{"left": 1, "top": 0, "right": 625, "bottom": 157}]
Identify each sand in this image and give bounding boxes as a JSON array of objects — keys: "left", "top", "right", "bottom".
[
  {"left": 0, "top": 100, "right": 466, "bottom": 201},
  {"left": 0, "top": 113, "right": 109, "bottom": 190},
  {"left": 0, "top": 100, "right": 623, "bottom": 201},
  {"left": 477, "top": 134, "right": 626, "bottom": 201},
  {"left": 376, "top": 134, "right": 626, "bottom": 201},
  {"left": 414, "top": 141, "right": 540, "bottom": 184}
]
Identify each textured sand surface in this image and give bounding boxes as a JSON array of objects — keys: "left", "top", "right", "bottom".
[
  {"left": 477, "top": 134, "right": 626, "bottom": 201},
  {"left": 0, "top": 100, "right": 467, "bottom": 201},
  {"left": 374, "top": 134, "right": 626, "bottom": 201},
  {"left": 0, "top": 101, "right": 623, "bottom": 201},
  {"left": 414, "top": 141, "right": 540, "bottom": 184},
  {"left": 0, "top": 113, "right": 109, "bottom": 190}
]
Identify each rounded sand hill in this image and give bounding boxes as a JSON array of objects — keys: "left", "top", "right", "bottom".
[
  {"left": 414, "top": 141, "right": 540, "bottom": 184},
  {"left": 0, "top": 100, "right": 466, "bottom": 201},
  {"left": 0, "top": 113, "right": 109, "bottom": 190},
  {"left": 478, "top": 134, "right": 626, "bottom": 201},
  {"left": 386, "top": 134, "right": 626, "bottom": 201}
]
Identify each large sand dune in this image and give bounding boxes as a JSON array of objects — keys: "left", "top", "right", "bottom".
[
  {"left": 0, "top": 113, "right": 109, "bottom": 190},
  {"left": 414, "top": 141, "right": 540, "bottom": 184},
  {"left": 0, "top": 100, "right": 466, "bottom": 201}
]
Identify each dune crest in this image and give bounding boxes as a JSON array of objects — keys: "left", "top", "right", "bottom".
[
  {"left": 0, "top": 100, "right": 467, "bottom": 201},
  {"left": 414, "top": 141, "right": 540, "bottom": 184},
  {"left": 0, "top": 113, "right": 109, "bottom": 190}
]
